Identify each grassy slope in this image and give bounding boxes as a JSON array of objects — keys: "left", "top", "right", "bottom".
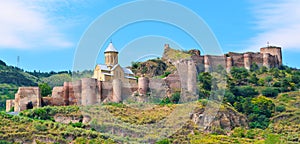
[
  {"left": 0, "top": 110, "right": 113, "bottom": 143},
  {"left": 1, "top": 93, "right": 300, "bottom": 143}
]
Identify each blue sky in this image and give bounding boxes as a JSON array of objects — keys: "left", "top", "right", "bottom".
[{"left": 0, "top": 0, "right": 299, "bottom": 71}]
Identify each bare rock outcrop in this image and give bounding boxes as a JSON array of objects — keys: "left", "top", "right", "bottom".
[{"left": 191, "top": 105, "right": 248, "bottom": 132}]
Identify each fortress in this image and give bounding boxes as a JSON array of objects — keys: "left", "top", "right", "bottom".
[
  {"left": 6, "top": 43, "right": 282, "bottom": 112},
  {"left": 162, "top": 44, "right": 282, "bottom": 73}
]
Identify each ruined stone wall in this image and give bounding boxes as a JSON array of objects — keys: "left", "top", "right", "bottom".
[
  {"left": 149, "top": 78, "right": 166, "bottom": 99},
  {"left": 101, "top": 81, "right": 113, "bottom": 101},
  {"left": 6, "top": 100, "right": 14, "bottom": 112},
  {"left": 251, "top": 53, "right": 263, "bottom": 67},
  {"left": 227, "top": 52, "right": 244, "bottom": 68},
  {"left": 164, "top": 74, "right": 181, "bottom": 93},
  {"left": 14, "top": 87, "right": 41, "bottom": 112},
  {"left": 191, "top": 55, "right": 204, "bottom": 73},
  {"left": 122, "top": 83, "right": 137, "bottom": 100},
  {"left": 50, "top": 86, "right": 65, "bottom": 106},
  {"left": 206, "top": 55, "right": 226, "bottom": 71}
]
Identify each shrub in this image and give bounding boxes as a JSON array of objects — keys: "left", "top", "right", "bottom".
[
  {"left": 245, "top": 129, "right": 256, "bottom": 139},
  {"left": 262, "top": 87, "right": 279, "bottom": 97},
  {"left": 105, "top": 102, "right": 125, "bottom": 108},
  {"left": 156, "top": 139, "right": 170, "bottom": 144},
  {"left": 230, "top": 67, "right": 249, "bottom": 84},
  {"left": 275, "top": 105, "right": 286, "bottom": 112},
  {"left": 170, "top": 92, "right": 180, "bottom": 104},
  {"left": 34, "top": 123, "right": 47, "bottom": 131},
  {"left": 163, "top": 71, "right": 171, "bottom": 78},
  {"left": 9, "top": 106, "right": 14, "bottom": 112},
  {"left": 232, "top": 127, "right": 246, "bottom": 138},
  {"left": 231, "top": 86, "right": 258, "bottom": 98},
  {"left": 160, "top": 97, "right": 171, "bottom": 105},
  {"left": 223, "top": 90, "right": 235, "bottom": 105},
  {"left": 71, "top": 122, "right": 84, "bottom": 128},
  {"left": 0, "top": 140, "right": 12, "bottom": 144},
  {"left": 198, "top": 72, "right": 212, "bottom": 91},
  {"left": 265, "top": 134, "right": 280, "bottom": 144}
]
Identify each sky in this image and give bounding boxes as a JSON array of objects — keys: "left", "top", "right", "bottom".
[{"left": 0, "top": 0, "right": 300, "bottom": 72}]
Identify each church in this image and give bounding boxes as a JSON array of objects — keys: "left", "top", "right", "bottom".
[{"left": 92, "top": 42, "right": 136, "bottom": 83}]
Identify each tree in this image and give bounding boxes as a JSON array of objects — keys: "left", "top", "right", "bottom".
[
  {"left": 198, "top": 72, "right": 212, "bottom": 91},
  {"left": 230, "top": 67, "right": 249, "bottom": 85},
  {"left": 248, "top": 73, "right": 259, "bottom": 85},
  {"left": 224, "top": 90, "right": 235, "bottom": 105},
  {"left": 251, "top": 96, "right": 275, "bottom": 117},
  {"left": 265, "top": 76, "right": 273, "bottom": 87},
  {"left": 261, "top": 87, "right": 279, "bottom": 97},
  {"left": 250, "top": 63, "right": 259, "bottom": 72},
  {"left": 259, "top": 66, "right": 268, "bottom": 73},
  {"left": 231, "top": 86, "right": 258, "bottom": 98},
  {"left": 38, "top": 83, "right": 52, "bottom": 97}
]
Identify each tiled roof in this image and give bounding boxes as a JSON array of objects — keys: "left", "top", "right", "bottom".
[
  {"left": 98, "top": 64, "right": 110, "bottom": 71},
  {"left": 123, "top": 67, "right": 134, "bottom": 75}
]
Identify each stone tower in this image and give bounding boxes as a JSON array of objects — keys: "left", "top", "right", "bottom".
[
  {"left": 260, "top": 46, "right": 282, "bottom": 66},
  {"left": 138, "top": 76, "right": 149, "bottom": 95},
  {"left": 104, "top": 42, "right": 118, "bottom": 68}
]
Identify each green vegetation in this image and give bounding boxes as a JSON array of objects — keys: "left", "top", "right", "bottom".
[
  {"left": 198, "top": 66, "right": 300, "bottom": 132},
  {"left": 38, "top": 83, "right": 52, "bottom": 97},
  {"left": 160, "top": 92, "right": 181, "bottom": 105},
  {"left": 19, "top": 106, "right": 80, "bottom": 121},
  {"left": 0, "top": 112, "right": 113, "bottom": 143}
]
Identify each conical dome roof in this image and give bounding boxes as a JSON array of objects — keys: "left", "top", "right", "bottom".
[{"left": 104, "top": 42, "right": 118, "bottom": 53}]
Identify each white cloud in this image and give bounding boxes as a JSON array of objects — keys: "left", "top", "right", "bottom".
[
  {"left": 248, "top": 0, "right": 300, "bottom": 51},
  {"left": 0, "top": 0, "right": 73, "bottom": 50}
]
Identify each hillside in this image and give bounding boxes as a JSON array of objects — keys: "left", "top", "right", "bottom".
[{"left": 1, "top": 89, "right": 300, "bottom": 143}]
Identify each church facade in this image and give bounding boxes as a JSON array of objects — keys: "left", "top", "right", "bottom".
[{"left": 92, "top": 42, "right": 136, "bottom": 83}]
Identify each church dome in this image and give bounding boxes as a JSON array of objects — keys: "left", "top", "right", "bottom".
[{"left": 104, "top": 42, "right": 118, "bottom": 53}]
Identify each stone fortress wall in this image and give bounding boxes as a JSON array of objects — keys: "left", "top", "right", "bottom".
[
  {"left": 187, "top": 46, "right": 282, "bottom": 73},
  {"left": 6, "top": 75, "right": 182, "bottom": 112},
  {"left": 6, "top": 44, "right": 282, "bottom": 112}
]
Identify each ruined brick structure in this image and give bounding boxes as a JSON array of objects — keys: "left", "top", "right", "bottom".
[
  {"left": 13, "top": 87, "right": 41, "bottom": 112},
  {"left": 164, "top": 44, "right": 282, "bottom": 73}
]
